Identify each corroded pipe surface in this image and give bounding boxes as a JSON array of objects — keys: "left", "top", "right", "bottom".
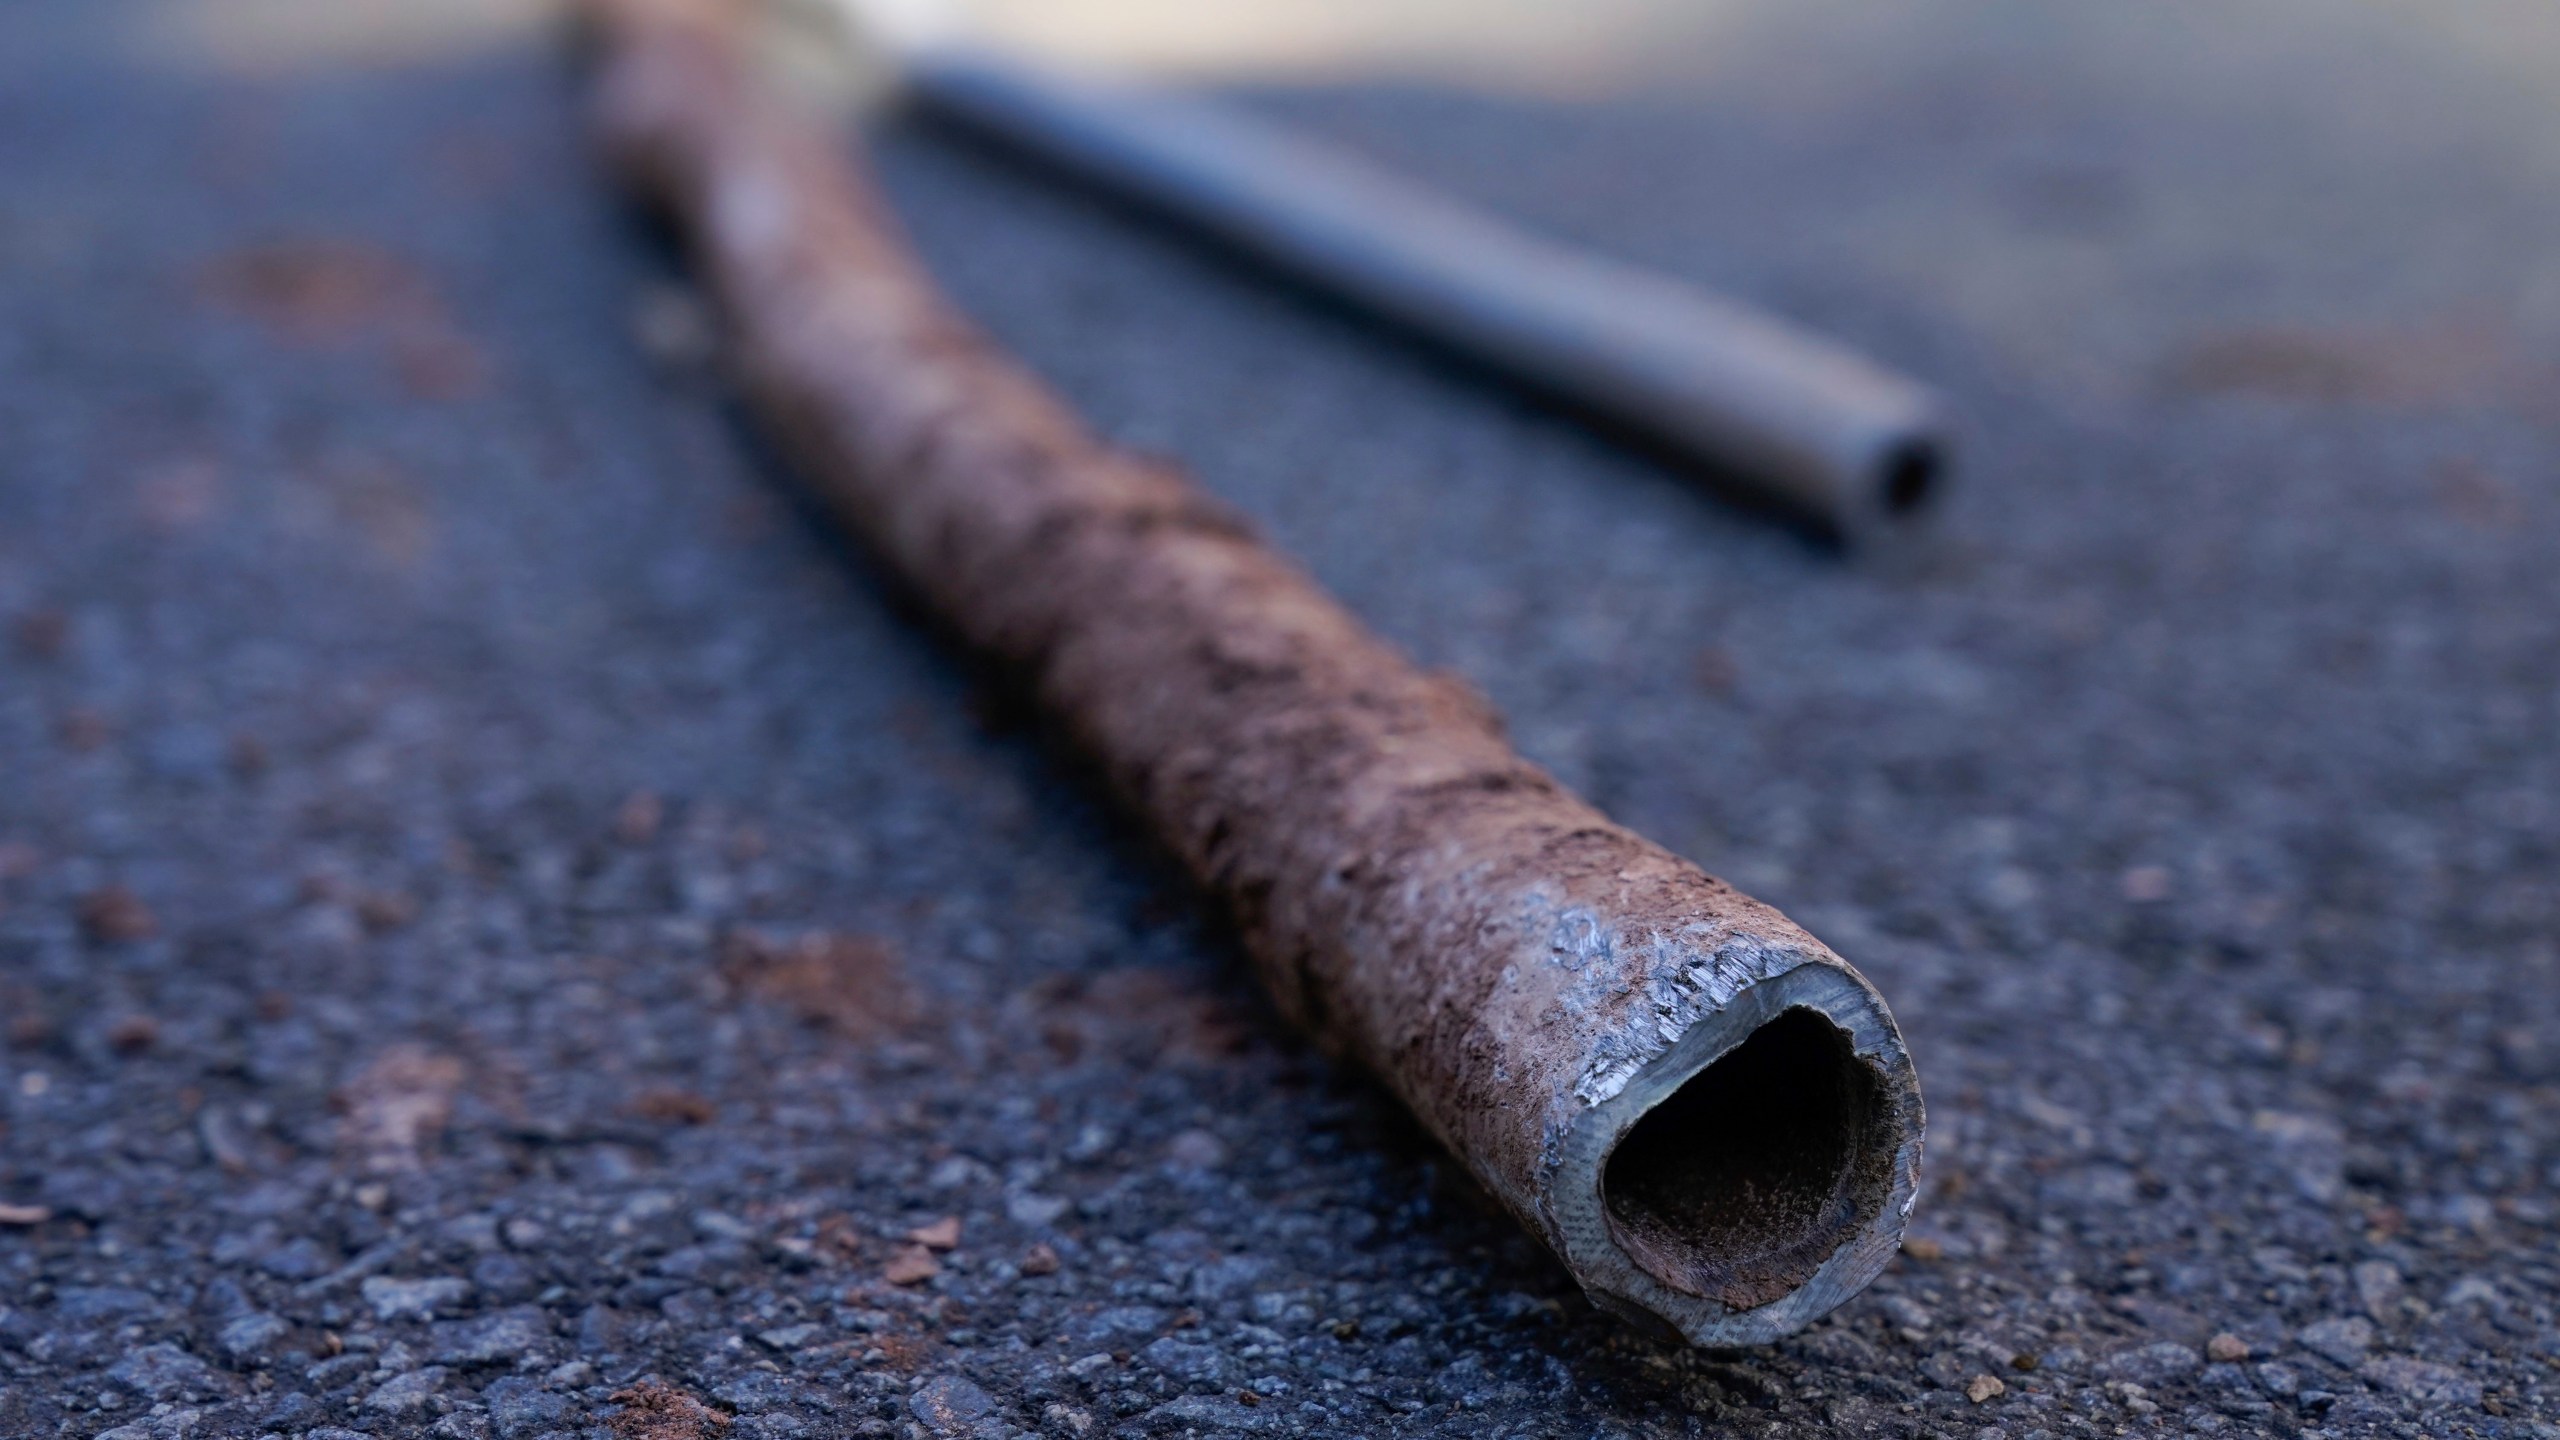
[
  {"left": 577, "top": 0, "right": 1923, "bottom": 1345},
  {"left": 901, "top": 47, "right": 1949, "bottom": 546}
]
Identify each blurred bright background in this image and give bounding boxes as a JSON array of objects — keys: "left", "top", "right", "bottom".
[
  {"left": 128, "top": 0, "right": 2560, "bottom": 95},
  {"left": 111, "top": 0, "right": 2560, "bottom": 455}
]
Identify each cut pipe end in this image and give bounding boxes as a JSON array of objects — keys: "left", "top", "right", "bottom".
[
  {"left": 1546, "top": 961, "right": 1923, "bottom": 1345},
  {"left": 1819, "top": 428, "right": 1945, "bottom": 549},
  {"left": 1876, "top": 437, "right": 1942, "bottom": 520},
  {"left": 1601, "top": 1008, "right": 1900, "bottom": 1310}
]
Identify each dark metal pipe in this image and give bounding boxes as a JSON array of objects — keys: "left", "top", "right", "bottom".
[{"left": 901, "top": 48, "right": 1949, "bottom": 545}]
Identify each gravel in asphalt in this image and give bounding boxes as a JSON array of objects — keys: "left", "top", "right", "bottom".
[{"left": 2, "top": 2, "right": 2556, "bottom": 1437}]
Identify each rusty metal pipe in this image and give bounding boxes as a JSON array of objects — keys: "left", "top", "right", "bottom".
[
  {"left": 898, "top": 47, "right": 1949, "bottom": 546},
  {"left": 576, "top": 0, "right": 1923, "bottom": 1344}
]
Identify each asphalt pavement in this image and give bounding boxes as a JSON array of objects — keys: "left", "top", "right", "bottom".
[{"left": 2, "top": 2, "right": 2556, "bottom": 1438}]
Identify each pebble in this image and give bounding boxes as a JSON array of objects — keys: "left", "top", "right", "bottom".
[
  {"left": 55, "top": 1287, "right": 160, "bottom": 1323},
  {"left": 1878, "top": 1294, "right": 1935, "bottom": 1333},
  {"left": 2351, "top": 1258, "right": 2404, "bottom": 1319},
  {"left": 481, "top": 1376, "right": 571, "bottom": 1439},
  {"left": 77, "top": 885, "right": 158, "bottom": 943},
  {"left": 1165, "top": 1129, "right": 1228, "bottom": 1170},
  {"left": 2096, "top": 1342, "right": 2200, "bottom": 1387},
  {"left": 909, "top": 1375, "right": 999, "bottom": 1436},
  {"left": 1140, "top": 1335, "right": 1236, "bottom": 1387},
  {"left": 1004, "top": 1192, "right": 1069, "bottom": 1226},
  {"left": 883, "top": 1244, "right": 941, "bottom": 1285},
  {"left": 106, "top": 1346, "right": 213, "bottom": 1403},
  {"left": 2359, "top": 1356, "right": 2483, "bottom": 1408},
  {"left": 217, "top": 1312, "right": 291, "bottom": 1360},
  {"left": 1060, "top": 1306, "right": 1165, "bottom": 1351},
  {"left": 427, "top": 1308, "right": 550, "bottom": 1365},
  {"left": 364, "top": 1366, "right": 448, "bottom": 1413},
  {"left": 257, "top": 1237, "right": 337, "bottom": 1281},
  {"left": 1189, "top": 1254, "right": 1271, "bottom": 1302},
  {"left": 468, "top": 1251, "right": 535, "bottom": 1302},
  {"left": 362, "top": 1275, "right": 473, "bottom": 1322},
  {"left": 2296, "top": 1316, "right": 2376, "bottom": 1367},
  {"left": 94, "top": 1411, "right": 205, "bottom": 1440},
  {"left": 1145, "top": 1394, "right": 1283, "bottom": 1435}
]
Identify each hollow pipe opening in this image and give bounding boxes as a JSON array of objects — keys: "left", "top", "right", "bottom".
[
  {"left": 1599, "top": 1007, "right": 1899, "bottom": 1312},
  {"left": 1876, "top": 438, "right": 1942, "bottom": 518}
]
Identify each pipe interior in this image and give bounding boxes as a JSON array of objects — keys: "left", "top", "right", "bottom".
[
  {"left": 1877, "top": 438, "right": 1941, "bottom": 517},
  {"left": 1600, "top": 1007, "right": 1898, "bottom": 1311}
]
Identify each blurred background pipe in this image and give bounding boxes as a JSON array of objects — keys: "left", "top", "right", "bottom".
[{"left": 886, "top": 43, "right": 1950, "bottom": 545}]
